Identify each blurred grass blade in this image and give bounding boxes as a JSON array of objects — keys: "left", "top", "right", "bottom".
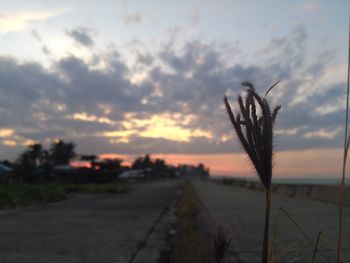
[
  {"left": 311, "top": 231, "right": 322, "bottom": 263},
  {"left": 336, "top": 14, "right": 350, "bottom": 263},
  {"left": 279, "top": 207, "right": 332, "bottom": 263}
]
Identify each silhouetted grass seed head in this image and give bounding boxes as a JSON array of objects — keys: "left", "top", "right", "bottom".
[{"left": 224, "top": 81, "right": 281, "bottom": 190}]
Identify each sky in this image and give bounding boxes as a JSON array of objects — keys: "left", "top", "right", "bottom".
[{"left": 0, "top": 0, "right": 349, "bottom": 178}]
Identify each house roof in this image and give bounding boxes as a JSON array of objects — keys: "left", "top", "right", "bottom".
[{"left": 0, "top": 164, "right": 13, "bottom": 173}]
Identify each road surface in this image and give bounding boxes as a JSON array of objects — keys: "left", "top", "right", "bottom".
[
  {"left": 193, "top": 180, "right": 350, "bottom": 263},
  {"left": 0, "top": 180, "right": 179, "bottom": 263}
]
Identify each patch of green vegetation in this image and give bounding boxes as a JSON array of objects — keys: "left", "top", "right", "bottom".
[
  {"left": 0, "top": 183, "right": 131, "bottom": 209},
  {"left": 170, "top": 181, "right": 211, "bottom": 263},
  {"left": 0, "top": 184, "right": 67, "bottom": 209},
  {"left": 64, "top": 183, "right": 131, "bottom": 194}
]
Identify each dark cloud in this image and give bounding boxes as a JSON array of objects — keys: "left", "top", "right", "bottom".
[
  {"left": 0, "top": 25, "right": 346, "bottom": 159},
  {"left": 136, "top": 53, "right": 154, "bottom": 66},
  {"left": 66, "top": 27, "right": 94, "bottom": 47}
]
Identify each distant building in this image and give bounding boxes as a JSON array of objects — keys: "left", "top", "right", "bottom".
[
  {"left": 119, "top": 170, "right": 144, "bottom": 180},
  {"left": 0, "top": 163, "right": 14, "bottom": 183}
]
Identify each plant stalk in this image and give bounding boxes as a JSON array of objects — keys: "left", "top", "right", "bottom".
[
  {"left": 262, "top": 188, "right": 271, "bottom": 263},
  {"left": 311, "top": 231, "right": 322, "bottom": 263},
  {"left": 336, "top": 14, "right": 350, "bottom": 263}
]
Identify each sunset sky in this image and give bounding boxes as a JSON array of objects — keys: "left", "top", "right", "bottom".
[{"left": 0, "top": 0, "right": 349, "bottom": 178}]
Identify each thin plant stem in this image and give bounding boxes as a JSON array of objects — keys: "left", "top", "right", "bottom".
[
  {"left": 279, "top": 207, "right": 332, "bottom": 263},
  {"left": 336, "top": 15, "right": 350, "bottom": 263},
  {"left": 264, "top": 80, "right": 280, "bottom": 98},
  {"left": 262, "top": 188, "right": 271, "bottom": 263},
  {"left": 279, "top": 207, "right": 312, "bottom": 244},
  {"left": 311, "top": 231, "right": 322, "bottom": 263}
]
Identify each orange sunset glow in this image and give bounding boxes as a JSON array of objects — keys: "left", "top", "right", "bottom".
[{"left": 100, "top": 148, "right": 343, "bottom": 179}]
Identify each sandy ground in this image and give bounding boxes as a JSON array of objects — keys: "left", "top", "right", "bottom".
[
  {"left": 0, "top": 180, "right": 179, "bottom": 263},
  {"left": 192, "top": 179, "right": 350, "bottom": 263}
]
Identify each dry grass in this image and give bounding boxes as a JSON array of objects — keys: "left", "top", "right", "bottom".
[
  {"left": 214, "top": 226, "right": 231, "bottom": 263},
  {"left": 224, "top": 81, "right": 281, "bottom": 263},
  {"left": 169, "top": 181, "right": 211, "bottom": 263},
  {"left": 277, "top": 207, "right": 345, "bottom": 263}
]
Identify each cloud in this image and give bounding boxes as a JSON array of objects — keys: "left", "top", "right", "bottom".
[
  {"left": 0, "top": 129, "right": 15, "bottom": 137},
  {"left": 66, "top": 27, "right": 95, "bottom": 47},
  {"left": 0, "top": 6, "right": 71, "bottom": 34},
  {"left": 303, "top": 127, "right": 342, "bottom": 139},
  {"left": 0, "top": 25, "right": 346, "bottom": 160},
  {"left": 301, "top": 1, "right": 319, "bottom": 13},
  {"left": 123, "top": 13, "right": 142, "bottom": 25}
]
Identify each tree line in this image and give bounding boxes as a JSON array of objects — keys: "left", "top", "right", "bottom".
[{"left": 1, "top": 139, "right": 210, "bottom": 183}]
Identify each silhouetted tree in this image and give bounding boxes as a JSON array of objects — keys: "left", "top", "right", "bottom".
[
  {"left": 41, "top": 149, "right": 52, "bottom": 173},
  {"left": 132, "top": 154, "right": 152, "bottom": 170},
  {"left": 80, "top": 154, "right": 98, "bottom": 169},
  {"left": 176, "top": 163, "right": 210, "bottom": 177},
  {"left": 153, "top": 158, "right": 167, "bottom": 172},
  {"left": 50, "top": 139, "right": 76, "bottom": 165},
  {"left": 16, "top": 143, "right": 44, "bottom": 168},
  {"left": 196, "top": 163, "right": 210, "bottom": 177},
  {"left": 15, "top": 143, "right": 47, "bottom": 182},
  {"left": 98, "top": 158, "right": 123, "bottom": 173}
]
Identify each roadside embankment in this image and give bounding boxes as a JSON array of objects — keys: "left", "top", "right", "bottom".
[{"left": 217, "top": 177, "right": 350, "bottom": 206}]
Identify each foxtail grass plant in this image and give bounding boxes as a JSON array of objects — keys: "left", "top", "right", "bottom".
[
  {"left": 336, "top": 15, "right": 350, "bottom": 263},
  {"left": 224, "top": 81, "right": 281, "bottom": 263}
]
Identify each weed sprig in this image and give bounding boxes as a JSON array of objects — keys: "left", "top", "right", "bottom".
[{"left": 224, "top": 81, "right": 280, "bottom": 263}]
